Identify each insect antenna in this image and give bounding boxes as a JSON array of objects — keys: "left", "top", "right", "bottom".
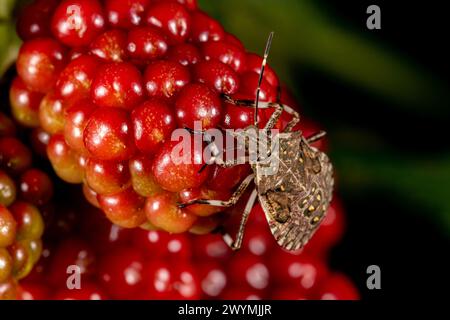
[
  {"left": 254, "top": 31, "right": 275, "bottom": 126},
  {"left": 198, "top": 163, "right": 208, "bottom": 173}
]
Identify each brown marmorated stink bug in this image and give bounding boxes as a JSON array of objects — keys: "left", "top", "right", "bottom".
[{"left": 180, "top": 32, "right": 334, "bottom": 251}]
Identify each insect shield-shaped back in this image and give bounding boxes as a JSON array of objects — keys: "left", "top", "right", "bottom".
[{"left": 256, "top": 131, "right": 334, "bottom": 251}]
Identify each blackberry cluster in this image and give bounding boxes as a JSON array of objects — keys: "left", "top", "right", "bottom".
[
  {"left": 14, "top": 0, "right": 323, "bottom": 233},
  {"left": 18, "top": 196, "right": 358, "bottom": 300},
  {"left": 0, "top": 112, "right": 53, "bottom": 299}
]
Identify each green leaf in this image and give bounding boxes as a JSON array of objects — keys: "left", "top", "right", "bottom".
[
  {"left": 0, "top": 22, "right": 20, "bottom": 78},
  {"left": 0, "top": 0, "right": 16, "bottom": 20}
]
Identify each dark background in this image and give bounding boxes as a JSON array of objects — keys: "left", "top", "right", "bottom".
[
  {"left": 198, "top": 0, "right": 450, "bottom": 299},
  {"left": 317, "top": 0, "right": 449, "bottom": 300},
  {"left": 300, "top": 0, "right": 450, "bottom": 299}
]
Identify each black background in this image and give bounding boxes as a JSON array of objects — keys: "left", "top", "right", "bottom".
[{"left": 313, "top": 0, "right": 450, "bottom": 300}]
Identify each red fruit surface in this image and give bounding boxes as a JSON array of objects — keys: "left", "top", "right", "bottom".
[
  {"left": 53, "top": 282, "right": 107, "bottom": 300},
  {"left": 220, "top": 288, "right": 263, "bottom": 300},
  {"left": 97, "top": 188, "right": 146, "bottom": 228},
  {"left": 16, "top": 0, "right": 58, "bottom": 41},
  {"left": 131, "top": 99, "right": 177, "bottom": 154},
  {"left": 221, "top": 100, "right": 257, "bottom": 130},
  {"left": 224, "top": 33, "right": 245, "bottom": 50},
  {"left": 194, "top": 60, "right": 240, "bottom": 95},
  {"left": 198, "top": 262, "right": 228, "bottom": 298},
  {"left": 132, "top": 229, "right": 171, "bottom": 258},
  {"left": 175, "top": 83, "right": 222, "bottom": 129},
  {"left": 81, "top": 208, "right": 133, "bottom": 251},
  {"left": 141, "top": 260, "right": 200, "bottom": 300},
  {"left": 144, "top": 60, "right": 191, "bottom": 100},
  {"left": 83, "top": 107, "right": 135, "bottom": 161},
  {"left": 164, "top": 234, "right": 192, "bottom": 260},
  {"left": 18, "top": 282, "right": 50, "bottom": 300},
  {"left": 0, "top": 137, "right": 32, "bottom": 176},
  {"left": 90, "top": 29, "right": 128, "bottom": 62},
  {"left": 146, "top": 2, "right": 191, "bottom": 43},
  {"left": 63, "top": 99, "right": 96, "bottom": 154},
  {"left": 85, "top": 159, "right": 130, "bottom": 196},
  {"left": 269, "top": 250, "right": 328, "bottom": 296},
  {"left": 55, "top": 55, "right": 100, "bottom": 104},
  {"left": 0, "top": 170, "right": 16, "bottom": 207},
  {"left": 168, "top": 43, "right": 201, "bottom": 66},
  {"left": 105, "top": 0, "right": 150, "bottom": 29},
  {"left": 140, "top": 260, "right": 173, "bottom": 299},
  {"left": 239, "top": 72, "right": 277, "bottom": 102},
  {"left": 91, "top": 62, "right": 144, "bottom": 110},
  {"left": 39, "top": 92, "right": 66, "bottom": 135},
  {"left": 0, "top": 206, "right": 17, "bottom": 248},
  {"left": 171, "top": 264, "right": 200, "bottom": 299},
  {"left": 145, "top": 191, "right": 197, "bottom": 233},
  {"left": 18, "top": 169, "right": 54, "bottom": 206},
  {"left": 16, "top": 38, "right": 66, "bottom": 93},
  {"left": 190, "top": 11, "right": 224, "bottom": 43},
  {"left": 164, "top": 0, "right": 198, "bottom": 11},
  {"left": 207, "top": 164, "right": 252, "bottom": 191},
  {"left": 8, "top": 240, "right": 34, "bottom": 279},
  {"left": 68, "top": 47, "right": 87, "bottom": 60},
  {"left": 51, "top": 0, "right": 105, "bottom": 47},
  {"left": 9, "top": 77, "right": 43, "bottom": 128},
  {"left": 193, "top": 234, "right": 231, "bottom": 261},
  {"left": 129, "top": 155, "right": 162, "bottom": 197},
  {"left": 228, "top": 254, "right": 271, "bottom": 293},
  {"left": 241, "top": 226, "right": 274, "bottom": 257},
  {"left": 0, "top": 279, "right": 18, "bottom": 300},
  {"left": 126, "top": 26, "right": 169, "bottom": 61},
  {"left": 271, "top": 288, "right": 307, "bottom": 300},
  {"left": 179, "top": 187, "right": 230, "bottom": 217},
  {"left": 46, "top": 238, "right": 96, "bottom": 287},
  {"left": 47, "top": 134, "right": 84, "bottom": 183},
  {"left": 0, "top": 113, "right": 16, "bottom": 137},
  {"left": 82, "top": 183, "right": 100, "bottom": 208},
  {"left": 151, "top": 140, "right": 211, "bottom": 192},
  {"left": 29, "top": 128, "right": 51, "bottom": 158},
  {"left": 189, "top": 215, "right": 222, "bottom": 235},
  {"left": 245, "top": 53, "right": 279, "bottom": 88},
  {"left": 202, "top": 41, "right": 246, "bottom": 73},
  {"left": 98, "top": 246, "right": 145, "bottom": 298}
]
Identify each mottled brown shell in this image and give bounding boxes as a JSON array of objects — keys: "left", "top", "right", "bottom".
[{"left": 255, "top": 131, "right": 334, "bottom": 251}]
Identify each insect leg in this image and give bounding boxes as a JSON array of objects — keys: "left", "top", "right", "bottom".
[
  {"left": 178, "top": 174, "right": 254, "bottom": 208},
  {"left": 213, "top": 156, "right": 249, "bottom": 167},
  {"left": 184, "top": 127, "right": 235, "bottom": 172},
  {"left": 261, "top": 102, "right": 300, "bottom": 131},
  {"left": 306, "top": 131, "right": 327, "bottom": 144},
  {"left": 263, "top": 103, "right": 284, "bottom": 130},
  {"left": 282, "top": 105, "right": 300, "bottom": 132},
  {"left": 183, "top": 126, "right": 221, "bottom": 158},
  {"left": 183, "top": 127, "right": 213, "bottom": 143},
  {"left": 222, "top": 95, "right": 300, "bottom": 132},
  {"left": 223, "top": 188, "right": 258, "bottom": 250}
]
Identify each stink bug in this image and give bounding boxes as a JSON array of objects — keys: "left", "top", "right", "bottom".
[{"left": 180, "top": 32, "right": 334, "bottom": 251}]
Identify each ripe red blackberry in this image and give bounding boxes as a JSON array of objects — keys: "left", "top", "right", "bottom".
[
  {"left": 16, "top": 195, "right": 358, "bottom": 300},
  {"left": 14, "top": 0, "right": 330, "bottom": 242}
]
